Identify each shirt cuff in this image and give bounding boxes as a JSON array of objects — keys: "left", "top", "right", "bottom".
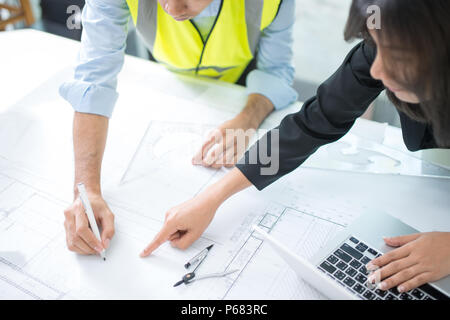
[
  {"left": 246, "top": 70, "right": 298, "bottom": 110},
  {"left": 59, "top": 80, "right": 119, "bottom": 118}
]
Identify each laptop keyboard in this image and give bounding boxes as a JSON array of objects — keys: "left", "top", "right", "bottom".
[{"left": 317, "top": 236, "right": 448, "bottom": 300}]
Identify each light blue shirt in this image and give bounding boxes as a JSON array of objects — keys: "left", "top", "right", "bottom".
[{"left": 60, "top": 0, "right": 298, "bottom": 118}]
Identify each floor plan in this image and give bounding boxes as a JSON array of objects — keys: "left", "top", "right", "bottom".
[{"left": 0, "top": 161, "right": 365, "bottom": 299}]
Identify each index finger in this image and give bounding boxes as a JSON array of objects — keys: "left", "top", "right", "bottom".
[{"left": 140, "top": 222, "right": 178, "bottom": 257}]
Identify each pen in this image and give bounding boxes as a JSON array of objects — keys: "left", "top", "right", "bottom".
[
  {"left": 77, "top": 183, "right": 106, "bottom": 261},
  {"left": 184, "top": 244, "right": 213, "bottom": 269}
]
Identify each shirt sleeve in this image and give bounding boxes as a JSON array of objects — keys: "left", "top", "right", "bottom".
[
  {"left": 246, "top": 0, "right": 298, "bottom": 110},
  {"left": 237, "top": 41, "right": 385, "bottom": 190},
  {"left": 59, "top": 0, "right": 130, "bottom": 118}
]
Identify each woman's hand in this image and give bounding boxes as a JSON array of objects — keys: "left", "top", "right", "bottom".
[
  {"left": 139, "top": 190, "right": 219, "bottom": 257},
  {"left": 140, "top": 168, "right": 252, "bottom": 257},
  {"left": 367, "top": 232, "right": 450, "bottom": 293}
]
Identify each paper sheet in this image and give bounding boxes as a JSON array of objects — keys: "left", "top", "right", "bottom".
[
  {"left": 0, "top": 160, "right": 364, "bottom": 300},
  {"left": 1, "top": 153, "right": 450, "bottom": 300}
]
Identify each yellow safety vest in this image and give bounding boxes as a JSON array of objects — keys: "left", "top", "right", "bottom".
[{"left": 126, "top": 0, "right": 281, "bottom": 83}]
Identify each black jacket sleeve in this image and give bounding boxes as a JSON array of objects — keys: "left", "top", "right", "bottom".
[{"left": 236, "top": 41, "right": 385, "bottom": 190}]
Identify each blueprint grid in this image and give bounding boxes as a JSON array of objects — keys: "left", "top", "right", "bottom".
[
  {"left": 0, "top": 153, "right": 366, "bottom": 300},
  {"left": 2, "top": 121, "right": 449, "bottom": 299}
]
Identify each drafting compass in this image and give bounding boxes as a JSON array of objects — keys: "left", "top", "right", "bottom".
[{"left": 173, "top": 245, "right": 239, "bottom": 287}]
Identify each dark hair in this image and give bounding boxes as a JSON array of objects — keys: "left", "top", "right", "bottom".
[{"left": 344, "top": 0, "right": 450, "bottom": 148}]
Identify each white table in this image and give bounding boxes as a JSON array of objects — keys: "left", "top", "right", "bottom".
[{"left": 1, "top": 30, "right": 449, "bottom": 300}]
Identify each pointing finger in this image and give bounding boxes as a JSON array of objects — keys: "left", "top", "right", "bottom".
[{"left": 140, "top": 221, "right": 179, "bottom": 257}]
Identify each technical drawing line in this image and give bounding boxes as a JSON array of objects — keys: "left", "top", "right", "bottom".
[
  {"left": 119, "top": 122, "right": 153, "bottom": 185},
  {"left": 0, "top": 171, "right": 69, "bottom": 207},
  {"left": 221, "top": 235, "right": 264, "bottom": 299},
  {"left": 21, "top": 231, "right": 65, "bottom": 269},
  {"left": 0, "top": 256, "right": 65, "bottom": 299},
  {"left": 193, "top": 169, "right": 223, "bottom": 198},
  {"left": 283, "top": 206, "right": 348, "bottom": 228},
  {"left": 0, "top": 275, "right": 42, "bottom": 300},
  {"left": 220, "top": 208, "right": 287, "bottom": 299}
]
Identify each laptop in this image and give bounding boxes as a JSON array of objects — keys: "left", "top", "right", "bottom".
[{"left": 254, "top": 211, "right": 450, "bottom": 300}]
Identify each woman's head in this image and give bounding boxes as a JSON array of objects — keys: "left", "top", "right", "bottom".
[{"left": 344, "top": 0, "right": 450, "bottom": 147}]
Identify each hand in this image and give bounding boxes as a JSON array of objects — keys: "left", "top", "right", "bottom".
[
  {"left": 192, "top": 94, "right": 274, "bottom": 168},
  {"left": 192, "top": 115, "right": 256, "bottom": 169},
  {"left": 366, "top": 232, "right": 450, "bottom": 293},
  {"left": 140, "top": 190, "right": 219, "bottom": 257},
  {"left": 63, "top": 193, "right": 115, "bottom": 255}
]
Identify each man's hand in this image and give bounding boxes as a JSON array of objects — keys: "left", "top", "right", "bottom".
[
  {"left": 192, "top": 94, "right": 274, "bottom": 168},
  {"left": 67, "top": 112, "right": 111, "bottom": 255},
  {"left": 63, "top": 193, "right": 115, "bottom": 255},
  {"left": 192, "top": 117, "right": 256, "bottom": 168},
  {"left": 366, "top": 232, "right": 450, "bottom": 293}
]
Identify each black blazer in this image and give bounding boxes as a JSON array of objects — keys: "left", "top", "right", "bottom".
[{"left": 237, "top": 41, "right": 440, "bottom": 190}]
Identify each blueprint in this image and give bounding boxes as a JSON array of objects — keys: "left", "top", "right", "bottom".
[
  {"left": 2, "top": 152, "right": 450, "bottom": 299},
  {"left": 1, "top": 117, "right": 450, "bottom": 299},
  {"left": 119, "top": 120, "right": 266, "bottom": 197},
  {"left": 0, "top": 154, "right": 370, "bottom": 300},
  {"left": 2, "top": 118, "right": 450, "bottom": 299},
  {"left": 119, "top": 121, "right": 222, "bottom": 195}
]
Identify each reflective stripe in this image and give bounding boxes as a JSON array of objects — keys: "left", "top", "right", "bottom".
[
  {"left": 158, "top": 62, "right": 238, "bottom": 74},
  {"left": 136, "top": 0, "right": 157, "bottom": 50},
  {"left": 245, "top": 0, "right": 263, "bottom": 54}
]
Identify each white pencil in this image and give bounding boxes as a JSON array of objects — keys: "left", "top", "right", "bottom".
[{"left": 77, "top": 183, "right": 106, "bottom": 260}]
